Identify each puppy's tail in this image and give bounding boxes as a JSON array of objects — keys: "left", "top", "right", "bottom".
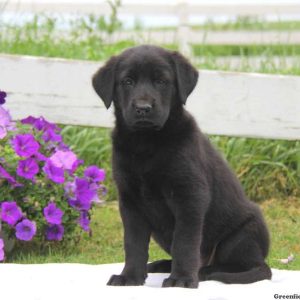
[
  {"left": 204, "top": 263, "right": 272, "bottom": 284},
  {"left": 147, "top": 259, "right": 172, "bottom": 273}
]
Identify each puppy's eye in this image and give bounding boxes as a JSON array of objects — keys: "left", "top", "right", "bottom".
[
  {"left": 122, "top": 78, "right": 134, "bottom": 86},
  {"left": 154, "top": 79, "right": 166, "bottom": 85}
]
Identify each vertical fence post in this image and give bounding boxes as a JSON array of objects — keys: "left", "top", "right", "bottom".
[{"left": 177, "top": 0, "right": 192, "bottom": 57}]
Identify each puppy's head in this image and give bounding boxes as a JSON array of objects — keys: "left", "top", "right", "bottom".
[{"left": 92, "top": 45, "right": 198, "bottom": 131}]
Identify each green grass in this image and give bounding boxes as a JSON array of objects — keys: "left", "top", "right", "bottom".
[
  {"left": 194, "top": 56, "right": 300, "bottom": 76},
  {"left": 192, "top": 44, "right": 300, "bottom": 57},
  {"left": 7, "top": 199, "right": 300, "bottom": 271},
  {"left": 0, "top": 32, "right": 135, "bottom": 62},
  {"left": 7, "top": 202, "right": 170, "bottom": 264},
  {"left": 262, "top": 197, "right": 300, "bottom": 270},
  {"left": 210, "top": 137, "right": 300, "bottom": 202}
]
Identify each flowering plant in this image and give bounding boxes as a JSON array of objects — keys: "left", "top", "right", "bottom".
[{"left": 0, "top": 91, "right": 106, "bottom": 261}]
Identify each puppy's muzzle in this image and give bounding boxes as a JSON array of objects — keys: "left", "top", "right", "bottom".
[{"left": 134, "top": 103, "right": 152, "bottom": 117}]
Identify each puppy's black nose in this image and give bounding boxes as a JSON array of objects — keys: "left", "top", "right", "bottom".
[{"left": 135, "top": 103, "right": 152, "bottom": 116}]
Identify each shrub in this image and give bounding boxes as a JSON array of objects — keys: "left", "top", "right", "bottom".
[{"left": 0, "top": 91, "right": 106, "bottom": 261}]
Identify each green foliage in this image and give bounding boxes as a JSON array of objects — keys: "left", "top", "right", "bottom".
[
  {"left": 0, "top": 118, "right": 105, "bottom": 250},
  {"left": 210, "top": 137, "right": 300, "bottom": 201},
  {"left": 0, "top": 13, "right": 133, "bottom": 61},
  {"left": 70, "top": 0, "right": 122, "bottom": 36},
  {"left": 106, "top": 0, "right": 122, "bottom": 35},
  {"left": 193, "top": 55, "right": 300, "bottom": 76},
  {"left": 60, "top": 125, "right": 117, "bottom": 202}
]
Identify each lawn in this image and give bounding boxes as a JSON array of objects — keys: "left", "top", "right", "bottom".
[{"left": 7, "top": 198, "right": 300, "bottom": 271}]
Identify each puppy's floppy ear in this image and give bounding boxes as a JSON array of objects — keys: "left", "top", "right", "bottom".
[
  {"left": 172, "top": 51, "right": 198, "bottom": 104},
  {"left": 92, "top": 56, "right": 119, "bottom": 109}
]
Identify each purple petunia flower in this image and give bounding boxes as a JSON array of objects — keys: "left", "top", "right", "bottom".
[
  {"left": 17, "top": 158, "right": 39, "bottom": 180},
  {"left": 43, "top": 202, "right": 64, "bottom": 225},
  {"left": 0, "top": 90, "right": 6, "bottom": 105},
  {"left": 75, "top": 178, "right": 96, "bottom": 202},
  {"left": 15, "top": 219, "right": 36, "bottom": 241},
  {"left": 0, "top": 238, "right": 4, "bottom": 261},
  {"left": 0, "top": 165, "right": 23, "bottom": 187},
  {"left": 42, "top": 128, "right": 62, "bottom": 143},
  {"left": 49, "top": 150, "right": 77, "bottom": 171},
  {"left": 78, "top": 211, "right": 90, "bottom": 232},
  {"left": 89, "top": 182, "right": 105, "bottom": 204},
  {"left": 46, "top": 224, "right": 64, "bottom": 241},
  {"left": 0, "top": 107, "right": 10, "bottom": 125},
  {"left": 36, "top": 118, "right": 60, "bottom": 132},
  {"left": 34, "top": 152, "right": 47, "bottom": 162},
  {"left": 69, "top": 159, "right": 84, "bottom": 175},
  {"left": 21, "top": 116, "right": 60, "bottom": 133},
  {"left": 0, "top": 165, "right": 16, "bottom": 184},
  {"left": 12, "top": 134, "right": 40, "bottom": 157},
  {"left": 56, "top": 142, "right": 70, "bottom": 151},
  {"left": 0, "top": 106, "right": 15, "bottom": 139},
  {"left": 84, "top": 166, "right": 105, "bottom": 183},
  {"left": 43, "top": 159, "right": 65, "bottom": 184},
  {"left": 1, "top": 201, "right": 23, "bottom": 226},
  {"left": 67, "top": 177, "right": 97, "bottom": 211},
  {"left": 64, "top": 181, "right": 76, "bottom": 198},
  {"left": 20, "top": 116, "right": 38, "bottom": 126},
  {"left": 68, "top": 197, "right": 92, "bottom": 211}
]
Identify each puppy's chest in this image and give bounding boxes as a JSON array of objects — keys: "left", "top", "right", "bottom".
[
  {"left": 137, "top": 176, "right": 175, "bottom": 229},
  {"left": 118, "top": 148, "right": 176, "bottom": 225}
]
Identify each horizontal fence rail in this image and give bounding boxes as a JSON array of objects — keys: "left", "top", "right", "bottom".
[
  {"left": 0, "top": 54, "right": 299, "bottom": 140},
  {"left": 104, "top": 30, "right": 300, "bottom": 45}
]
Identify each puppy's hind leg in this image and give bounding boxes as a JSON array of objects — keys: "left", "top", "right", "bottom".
[{"left": 202, "top": 225, "right": 272, "bottom": 284}]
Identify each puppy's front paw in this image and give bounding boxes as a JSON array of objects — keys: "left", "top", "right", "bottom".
[
  {"left": 107, "top": 274, "right": 145, "bottom": 286},
  {"left": 162, "top": 277, "right": 198, "bottom": 289}
]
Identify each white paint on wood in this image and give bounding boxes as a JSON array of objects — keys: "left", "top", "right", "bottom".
[
  {"left": 6, "top": 29, "right": 300, "bottom": 46},
  {"left": 187, "top": 70, "right": 300, "bottom": 140},
  {"left": 194, "top": 55, "right": 300, "bottom": 70},
  {"left": 0, "top": 54, "right": 113, "bottom": 128},
  {"left": 104, "top": 30, "right": 300, "bottom": 45},
  {"left": 0, "top": 54, "right": 299, "bottom": 140}
]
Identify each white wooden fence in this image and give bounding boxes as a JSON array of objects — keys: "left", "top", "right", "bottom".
[
  {"left": 0, "top": 54, "right": 299, "bottom": 140},
  {"left": 2, "top": 2, "right": 300, "bottom": 54}
]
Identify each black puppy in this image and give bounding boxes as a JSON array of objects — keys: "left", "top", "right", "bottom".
[{"left": 92, "top": 45, "right": 272, "bottom": 289}]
